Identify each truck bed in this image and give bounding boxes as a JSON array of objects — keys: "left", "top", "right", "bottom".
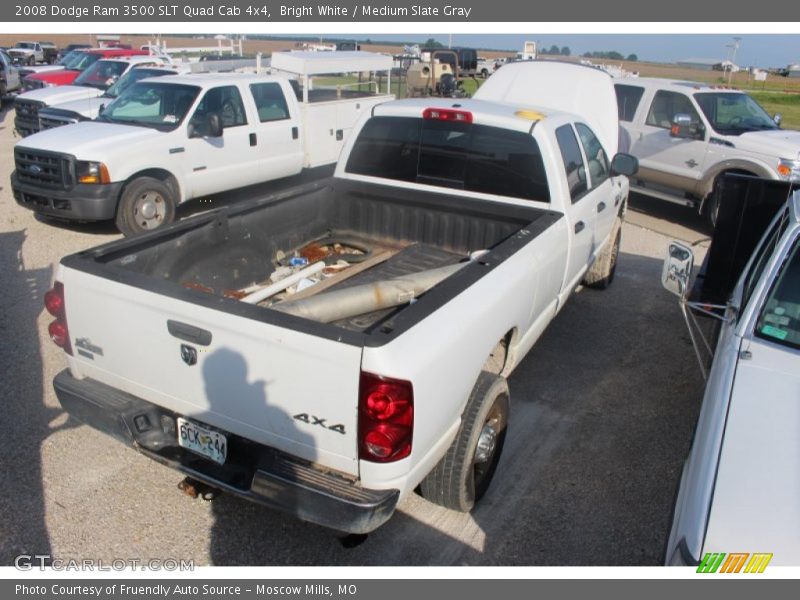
[{"left": 64, "top": 178, "right": 559, "bottom": 346}]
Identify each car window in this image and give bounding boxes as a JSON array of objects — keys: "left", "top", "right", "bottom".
[
  {"left": 190, "top": 85, "right": 247, "bottom": 129},
  {"left": 555, "top": 124, "right": 588, "bottom": 203},
  {"left": 575, "top": 123, "right": 610, "bottom": 188},
  {"left": 345, "top": 116, "right": 550, "bottom": 202},
  {"left": 646, "top": 90, "right": 701, "bottom": 129},
  {"left": 249, "top": 82, "right": 290, "bottom": 122},
  {"left": 755, "top": 235, "right": 800, "bottom": 350},
  {"left": 740, "top": 208, "right": 789, "bottom": 315},
  {"left": 615, "top": 84, "right": 645, "bottom": 122}
]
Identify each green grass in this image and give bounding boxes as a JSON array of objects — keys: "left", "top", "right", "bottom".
[{"left": 747, "top": 91, "right": 800, "bottom": 130}]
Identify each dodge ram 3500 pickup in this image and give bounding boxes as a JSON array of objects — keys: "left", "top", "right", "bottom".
[
  {"left": 45, "top": 61, "right": 637, "bottom": 534},
  {"left": 615, "top": 78, "right": 800, "bottom": 227},
  {"left": 12, "top": 51, "right": 394, "bottom": 236}
]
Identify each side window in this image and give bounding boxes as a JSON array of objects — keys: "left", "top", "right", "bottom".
[
  {"left": 575, "top": 123, "right": 610, "bottom": 188},
  {"left": 190, "top": 85, "right": 247, "bottom": 130},
  {"left": 740, "top": 210, "right": 789, "bottom": 315},
  {"left": 755, "top": 235, "right": 800, "bottom": 349},
  {"left": 555, "top": 124, "right": 588, "bottom": 203},
  {"left": 615, "top": 84, "right": 644, "bottom": 122},
  {"left": 249, "top": 82, "right": 290, "bottom": 123},
  {"left": 646, "top": 91, "right": 701, "bottom": 129}
]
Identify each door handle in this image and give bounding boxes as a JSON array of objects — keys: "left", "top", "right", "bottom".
[
  {"left": 574, "top": 221, "right": 585, "bottom": 234},
  {"left": 249, "top": 133, "right": 257, "bottom": 146},
  {"left": 597, "top": 201, "right": 606, "bottom": 213},
  {"left": 291, "top": 126, "right": 299, "bottom": 140},
  {"left": 167, "top": 320, "right": 212, "bottom": 346}
]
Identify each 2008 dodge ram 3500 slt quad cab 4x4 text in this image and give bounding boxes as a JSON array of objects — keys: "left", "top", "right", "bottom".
[
  {"left": 12, "top": 51, "right": 394, "bottom": 237},
  {"left": 45, "top": 62, "right": 638, "bottom": 534}
]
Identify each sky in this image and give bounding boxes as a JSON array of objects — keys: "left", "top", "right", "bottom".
[{"left": 307, "top": 34, "right": 800, "bottom": 68}]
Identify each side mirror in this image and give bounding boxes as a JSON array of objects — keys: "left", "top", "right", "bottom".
[
  {"left": 773, "top": 113, "right": 782, "bottom": 127},
  {"left": 97, "top": 103, "right": 105, "bottom": 115},
  {"left": 611, "top": 153, "right": 639, "bottom": 176},
  {"left": 206, "top": 112, "right": 223, "bottom": 138},
  {"left": 670, "top": 113, "right": 704, "bottom": 140},
  {"left": 661, "top": 242, "right": 694, "bottom": 298}
]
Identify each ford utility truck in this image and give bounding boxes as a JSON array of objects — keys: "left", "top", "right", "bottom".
[
  {"left": 45, "top": 62, "right": 637, "bottom": 533},
  {"left": 12, "top": 51, "right": 394, "bottom": 236}
]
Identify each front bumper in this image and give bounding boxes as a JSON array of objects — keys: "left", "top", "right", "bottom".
[
  {"left": 12, "top": 171, "right": 122, "bottom": 221},
  {"left": 53, "top": 370, "right": 399, "bottom": 534}
]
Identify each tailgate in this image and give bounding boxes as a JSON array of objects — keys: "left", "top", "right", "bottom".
[{"left": 61, "top": 267, "right": 363, "bottom": 476}]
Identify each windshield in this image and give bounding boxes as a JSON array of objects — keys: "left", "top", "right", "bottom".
[
  {"left": 105, "top": 68, "right": 173, "bottom": 98},
  {"left": 59, "top": 50, "right": 83, "bottom": 67},
  {"left": 74, "top": 59, "right": 129, "bottom": 90},
  {"left": 68, "top": 52, "right": 101, "bottom": 72},
  {"left": 755, "top": 234, "right": 800, "bottom": 350},
  {"left": 694, "top": 92, "right": 778, "bottom": 135},
  {"left": 16, "top": 43, "right": 36, "bottom": 50},
  {"left": 99, "top": 82, "right": 200, "bottom": 130}
]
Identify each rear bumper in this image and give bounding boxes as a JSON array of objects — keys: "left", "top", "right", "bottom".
[
  {"left": 53, "top": 370, "right": 398, "bottom": 534},
  {"left": 12, "top": 172, "right": 122, "bottom": 221}
]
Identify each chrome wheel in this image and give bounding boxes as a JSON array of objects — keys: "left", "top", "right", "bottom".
[{"left": 133, "top": 191, "right": 166, "bottom": 230}]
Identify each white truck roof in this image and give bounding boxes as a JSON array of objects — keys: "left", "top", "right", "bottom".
[
  {"left": 621, "top": 77, "right": 745, "bottom": 94},
  {"left": 140, "top": 72, "right": 275, "bottom": 87},
  {"left": 475, "top": 60, "right": 620, "bottom": 156},
  {"left": 270, "top": 51, "right": 393, "bottom": 75},
  {"left": 373, "top": 98, "right": 572, "bottom": 134}
]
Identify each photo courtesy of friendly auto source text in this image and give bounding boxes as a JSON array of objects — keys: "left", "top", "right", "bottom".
[{"left": 1, "top": 0, "right": 799, "bottom": 591}]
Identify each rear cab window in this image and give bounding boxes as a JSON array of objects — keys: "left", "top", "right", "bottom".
[
  {"left": 614, "top": 84, "right": 645, "bottom": 122},
  {"left": 345, "top": 116, "right": 550, "bottom": 203}
]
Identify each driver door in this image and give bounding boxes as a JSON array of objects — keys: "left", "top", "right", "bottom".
[
  {"left": 630, "top": 90, "right": 709, "bottom": 193},
  {"left": 184, "top": 84, "right": 263, "bottom": 199}
]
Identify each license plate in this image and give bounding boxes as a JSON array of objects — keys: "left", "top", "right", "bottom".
[{"left": 177, "top": 417, "right": 227, "bottom": 465}]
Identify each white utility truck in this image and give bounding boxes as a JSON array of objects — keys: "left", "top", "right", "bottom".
[
  {"left": 12, "top": 51, "right": 394, "bottom": 236},
  {"left": 44, "top": 62, "right": 637, "bottom": 534}
]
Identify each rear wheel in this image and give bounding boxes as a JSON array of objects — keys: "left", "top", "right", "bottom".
[
  {"left": 420, "top": 371, "right": 509, "bottom": 512},
  {"left": 115, "top": 177, "right": 176, "bottom": 237},
  {"left": 27, "top": 56, "right": 35, "bottom": 66}
]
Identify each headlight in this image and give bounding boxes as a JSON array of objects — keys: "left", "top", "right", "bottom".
[
  {"left": 777, "top": 158, "right": 800, "bottom": 181},
  {"left": 76, "top": 161, "right": 111, "bottom": 185}
]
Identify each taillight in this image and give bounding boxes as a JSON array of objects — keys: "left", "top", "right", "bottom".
[
  {"left": 44, "top": 281, "right": 72, "bottom": 355},
  {"left": 422, "top": 108, "right": 473, "bottom": 123},
  {"left": 359, "top": 372, "right": 413, "bottom": 462}
]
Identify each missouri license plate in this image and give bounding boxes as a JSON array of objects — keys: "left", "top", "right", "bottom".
[{"left": 177, "top": 417, "right": 227, "bottom": 465}]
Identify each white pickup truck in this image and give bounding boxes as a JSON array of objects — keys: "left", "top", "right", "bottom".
[
  {"left": 12, "top": 51, "right": 394, "bottom": 236},
  {"left": 45, "top": 62, "right": 637, "bottom": 534},
  {"left": 616, "top": 78, "right": 800, "bottom": 226}
]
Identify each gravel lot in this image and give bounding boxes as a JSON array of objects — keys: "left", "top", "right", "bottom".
[{"left": 0, "top": 102, "right": 709, "bottom": 566}]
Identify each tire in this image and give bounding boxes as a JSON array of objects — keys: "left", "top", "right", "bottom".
[
  {"left": 420, "top": 371, "right": 509, "bottom": 512},
  {"left": 705, "top": 186, "right": 720, "bottom": 230},
  {"left": 27, "top": 56, "right": 35, "bottom": 66},
  {"left": 115, "top": 177, "right": 176, "bottom": 237},
  {"left": 481, "top": 69, "right": 489, "bottom": 78},
  {"left": 583, "top": 218, "right": 621, "bottom": 289}
]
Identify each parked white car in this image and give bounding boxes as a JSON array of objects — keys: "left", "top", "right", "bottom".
[{"left": 662, "top": 189, "right": 800, "bottom": 566}]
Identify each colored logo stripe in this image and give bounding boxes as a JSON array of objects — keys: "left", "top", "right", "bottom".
[{"left": 696, "top": 552, "right": 773, "bottom": 573}]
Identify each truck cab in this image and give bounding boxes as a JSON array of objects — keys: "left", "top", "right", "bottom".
[{"left": 616, "top": 78, "right": 800, "bottom": 226}]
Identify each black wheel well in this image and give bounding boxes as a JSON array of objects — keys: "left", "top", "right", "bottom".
[{"left": 123, "top": 169, "right": 180, "bottom": 202}]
